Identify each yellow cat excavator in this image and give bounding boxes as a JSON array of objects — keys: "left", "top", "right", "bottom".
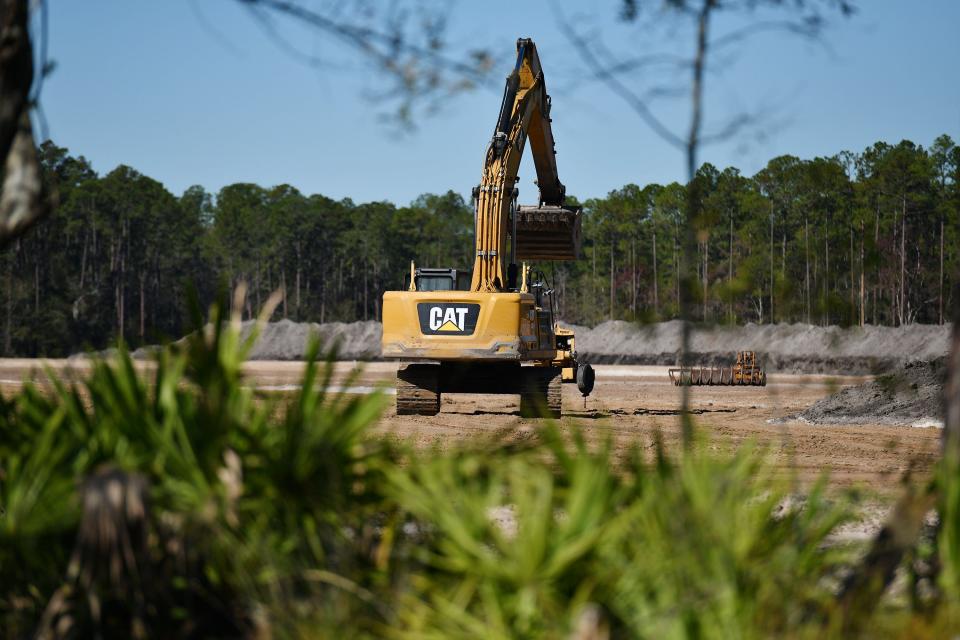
[{"left": 381, "top": 38, "right": 594, "bottom": 417}]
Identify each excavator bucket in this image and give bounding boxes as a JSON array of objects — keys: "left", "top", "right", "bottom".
[
  {"left": 514, "top": 205, "right": 582, "bottom": 261},
  {"left": 668, "top": 350, "right": 767, "bottom": 387}
]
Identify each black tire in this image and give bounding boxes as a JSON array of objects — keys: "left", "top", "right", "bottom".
[{"left": 576, "top": 362, "right": 595, "bottom": 397}]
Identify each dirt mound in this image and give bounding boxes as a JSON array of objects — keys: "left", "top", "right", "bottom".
[
  {"left": 242, "top": 319, "right": 381, "bottom": 360},
  {"left": 569, "top": 320, "right": 951, "bottom": 374},
  {"left": 123, "top": 319, "right": 382, "bottom": 361},
  {"left": 107, "top": 318, "right": 949, "bottom": 373},
  {"left": 791, "top": 358, "right": 946, "bottom": 427}
]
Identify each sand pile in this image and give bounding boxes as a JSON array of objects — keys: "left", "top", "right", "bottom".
[
  {"left": 124, "top": 319, "right": 382, "bottom": 361},
  {"left": 791, "top": 358, "right": 947, "bottom": 427},
  {"left": 107, "top": 318, "right": 949, "bottom": 374},
  {"left": 569, "top": 320, "right": 951, "bottom": 374},
  {"left": 241, "top": 319, "right": 381, "bottom": 360}
]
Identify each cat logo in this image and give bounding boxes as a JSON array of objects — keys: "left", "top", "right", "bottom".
[{"left": 417, "top": 303, "right": 480, "bottom": 336}]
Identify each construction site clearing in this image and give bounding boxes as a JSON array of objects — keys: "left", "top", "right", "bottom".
[{"left": 0, "top": 357, "right": 942, "bottom": 498}]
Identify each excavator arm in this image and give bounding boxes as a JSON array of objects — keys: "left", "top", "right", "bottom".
[{"left": 470, "top": 38, "right": 581, "bottom": 292}]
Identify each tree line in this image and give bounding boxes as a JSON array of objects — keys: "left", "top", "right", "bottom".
[
  {"left": 2, "top": 135, "right": 957, "bottom": 356},
  {"left": 568, "top": 135, "right": 960, "bottom": 329}
]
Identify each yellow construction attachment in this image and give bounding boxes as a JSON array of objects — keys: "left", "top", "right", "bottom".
[
  {"left": 668, "top": 351, "right": 767, "bottom": 387},
  {"left": 514, "top": 205, "right": 581, "bottom": 261}
]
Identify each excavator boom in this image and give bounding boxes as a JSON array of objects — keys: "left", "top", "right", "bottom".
[{"left": 471, "top": 38, "right": 581, "bottom": 292}]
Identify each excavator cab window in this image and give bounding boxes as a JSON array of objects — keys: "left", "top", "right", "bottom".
[
  {"left": 404, "top": 268, "right": 472, "bottom": 292},
  {"left": 416, "top": 274, "right": 455, "bottom": 291}
]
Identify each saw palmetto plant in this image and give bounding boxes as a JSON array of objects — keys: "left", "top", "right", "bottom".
[{"left": 1, "top": 297, "right": 959, "bottom": 638}]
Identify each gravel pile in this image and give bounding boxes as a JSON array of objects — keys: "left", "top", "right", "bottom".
[
  {"left": 791, "top": 358, "right": 947, "bottom": 427},
  {"left": 568, "top": 320, "right": 951, "bottom": 374},
  {"left": 94, "top": 318, "right": 950, "bottom": 375},
  {"left": 242, "top": 319, "right": 382, "bottom": 360},
  {"left": 124, "top": 319, "right": 382, "bottom": 361}
]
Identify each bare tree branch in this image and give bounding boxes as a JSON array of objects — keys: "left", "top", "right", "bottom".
[
  {"left": 560, "top": 0, "right": 852, "bottom": 154},
  {"left": 710, "top": 19, "right": 822, "bottom": 51},
  {"left": 242, "top": 2, "right": 343, "bottom": 71},
  {"left": 699, "top": 111, "right": 757, "bottom": 146},
  {"left": 559, "top": 0, "right": 855, "bottom": 448},
  {"left": 235, "top": 0, "right": 496, "bottom": 125},
  {"left": 553, "top": 4, "right": 686, "bottom": 149}
]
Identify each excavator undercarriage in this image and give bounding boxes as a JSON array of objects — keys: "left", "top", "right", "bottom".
[{"left": 396, "top": 362, "right": 562, "bottom": 418}]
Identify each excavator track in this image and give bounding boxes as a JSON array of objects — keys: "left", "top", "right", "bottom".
[
  {"left": 520, "top": 366, "right": 562, "bottom": 418},
  {"left": 396, "top": 363, "right": 441, "bottom": 415}
]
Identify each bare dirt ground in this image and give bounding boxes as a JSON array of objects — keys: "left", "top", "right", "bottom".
[
  {"left": 368, "top": 364, "right": 942, "bottom": 496},
  {"left": 3, "top": 358, "right": 940, "bottom": 498}
]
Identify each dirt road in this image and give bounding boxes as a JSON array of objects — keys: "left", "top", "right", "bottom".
[{"left": 1, "top": 359, "right": 941, "bottom": 495}]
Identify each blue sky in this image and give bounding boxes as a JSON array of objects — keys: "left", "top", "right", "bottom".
[{"left": 44, "top": 1, "right": 960, "bottom": 205}]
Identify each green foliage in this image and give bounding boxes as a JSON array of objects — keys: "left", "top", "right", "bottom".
[
  {"left": 940, "top": 429, "right": 960, "bottom": 615},
  {"left": 5, "top": 314, "right": 956, "bottom": 637},
  {"left": 385, "top": 432, "right": 854, "bottom": 639},
  {"left": 601, "top": 451, "right": 847, "bottom": 638},
  {"left": 2, "top": 134, "right": 957, "bottom": 356},
  {"left": 0, "top": 297, "right": 394, "bottom": 635},
  {"left": 386, "top": 430, "right": 621, "bottom": 638}
]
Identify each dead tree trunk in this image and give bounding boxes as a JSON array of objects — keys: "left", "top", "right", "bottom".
[
  {"left": 255, "top": 257, "right": 262, "bottom": 313},
  {"left": 652, "top": 225, "right": 659, "bottom": 318},
  {"left": 295, "top": 240, "right": 302, "bottom": 316},
  {"left": 702, "top": 233, "right": 708, "bottom": 322},
  {"left": 728, "top": 213, "right": 733, "bottom": 323},
  {"left": 139, "top": 271, "right": 145, "bottom": 340},
  {"left": 79, "top": 226, "right": 88, "bottom": 290},
  {"left": 849, "top": 227, "right": 855, "bottom": 325},
  {"left": 805, "top": 215, "right": 810, "bottom": 324},
  {"left": 609, "top": 236, "right": 615, "bottom": 321},
  {"left": 4, "top": 243, "right": 13, "bottom": 354},
  {"left": 781, "top": 232, "right": 785, "bottom": 318},
  {"left": 631, "top": 237, "right": 637, "bottom": 316},
  {"left": 940, "top": 215, "right": 945, "bottom": 325},
  {"left": 119, "top": 234, "right": 125, "bottom": 339},
  {"left": 874, "top": 202, "right": 880, "bottom": 325},
  {"left": 860, "top": 220, "right": 866, "bottom": 327},
  {"left": 769, "top": 208, "right": 774, "bottom": 324},
  {"left": 674, "top": 222, "right": 680, "bottom": 313},
  {"left": 900, "top": 194, "right": 906, "bottom": 326},
  {"left": 33, "top": 254, "right": 38, "bottom": 314}
]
